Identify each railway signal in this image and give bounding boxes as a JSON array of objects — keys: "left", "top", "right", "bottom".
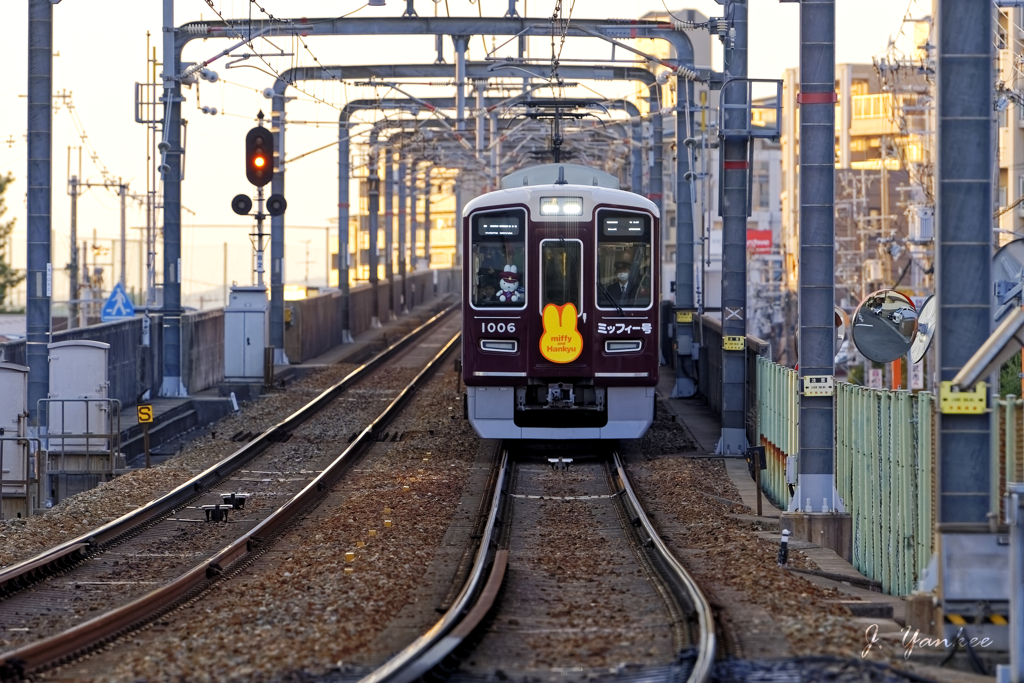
[
  {"left": 230, "top": 111, "right": 286, "bottom": 287},
  {"left": 245, "top": 125, "right": 274, "bottom": 187}
]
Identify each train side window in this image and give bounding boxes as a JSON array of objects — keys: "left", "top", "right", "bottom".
[
  {"left": 596, "top": 212, "right": 652, "bottom": 310},
  {"left": 540, "top": 239, "right": 582, "bottom": 313},
  {"left": 471, "top": 210, "right": 526, "bottom": 308}
]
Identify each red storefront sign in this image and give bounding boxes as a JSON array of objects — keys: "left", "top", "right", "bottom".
[{"left": 746, "top": 229, "right": 772, "bottom": 254}]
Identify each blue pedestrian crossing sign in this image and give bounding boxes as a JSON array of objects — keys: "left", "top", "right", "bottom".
[{"left": 101, "top": 282, "right": 136, "bottom": 322}]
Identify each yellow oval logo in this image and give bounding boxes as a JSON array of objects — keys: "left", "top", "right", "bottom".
[{"left": 540, "top": 303, "right": 583, "bottom": 363}]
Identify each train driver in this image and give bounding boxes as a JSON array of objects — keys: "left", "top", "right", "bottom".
[{"left": 603, "top": 257, "right": 642, "bottom": 306}]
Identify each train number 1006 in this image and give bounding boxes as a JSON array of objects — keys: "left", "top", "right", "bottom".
[{"left": 482, "top": 322, "right": 516, "bottom": 333}]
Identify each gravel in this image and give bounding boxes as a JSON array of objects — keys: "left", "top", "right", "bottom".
[
  {"left": 640, "top": 398, "right": 697, "bottom": 456},
  {"left": 52, "top": 364, "right": 481, "bottom": 683},
  {"left": 0, "top": 363, "right": 359, "bottom": 571},
  {"left": 453, "top": 460, "right": 677, "bottom": 679},
  {"left": 628, "top": 398, "right": 950, "bottom": 681}
]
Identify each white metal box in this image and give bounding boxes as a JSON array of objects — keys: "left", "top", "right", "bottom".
[
  {"left": 224, "top": 285, "right": 269, "bottom": 380},
  {"left": 47, "top": 340, "right": 110, "bottom": 451},
  {"left": 0, "top": 362, "right": 28, "bottom": 436},
  {"left": 0, "top": 363, "right": 29, "bottom": 496}
]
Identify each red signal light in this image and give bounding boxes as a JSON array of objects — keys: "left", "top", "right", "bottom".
[{"left": 245, "top": 126, "right": 275, "bottom": 187}]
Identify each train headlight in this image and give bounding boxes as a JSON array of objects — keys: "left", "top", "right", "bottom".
[
  {"left": 539, "top": 196, "right": 584, "bottom": 216},
  {"left": 562, "top": 198, "right": 582, "bottom": 215},
  {"left": 541, "top": 197, "right": 561, "bottom": 215}
]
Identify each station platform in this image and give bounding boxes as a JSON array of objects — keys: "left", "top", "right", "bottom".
[{"left": 118, "top": 296, "right": 455, "bottom": 466}]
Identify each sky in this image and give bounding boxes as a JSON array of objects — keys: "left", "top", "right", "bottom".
[{"left": 0, "top": 0, "right": 923, "bottom": 310}]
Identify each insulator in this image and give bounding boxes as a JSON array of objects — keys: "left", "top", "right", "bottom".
[
  {"left": 672, "top": 20, "right": 702, "bottom": 31},
  {"left": 675, "top": 66, "right": 704, "bottom": 83},
  {"left": 182, "top": 24, "right": 212, "bottom": 35}
]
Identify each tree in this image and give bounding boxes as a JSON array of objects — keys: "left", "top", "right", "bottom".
[{"left": 0, "top": 172, "right": 24, "bottom": 310}]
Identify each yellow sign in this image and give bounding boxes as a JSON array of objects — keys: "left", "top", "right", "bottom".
[
  {"left": 939, "top": 381, "right": 987, "bottom": 414},
  {"left": 723, "top": 336, "right": 745, "bottom": 351},
  {"left": 540, "top": 303, "right": 584, "bottom": 363},
  {"left": 675, "top": 310, "right": 694, "bottom": 323},
  {"left": 137, "top": 404, "right": 154, "bottom": 423}
]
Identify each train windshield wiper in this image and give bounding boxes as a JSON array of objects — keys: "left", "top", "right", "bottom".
[{"left": 598, "top": 282, "right": 624, "bottom": 316}]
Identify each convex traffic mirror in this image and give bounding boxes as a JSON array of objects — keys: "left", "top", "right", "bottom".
[{"left": 851, "top": 289, "right": 918, "bottom": 363}]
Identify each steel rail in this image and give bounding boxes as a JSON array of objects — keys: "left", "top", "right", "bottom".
[
  {"left": 0, "top": 328, "right": 464, "bottom": 681},
  {"left": 612, "top": 451, "right": 716, "bottom": 683},
  {"left": 0, "top": 302, "right": 458, "bottom": 599},
  {"left": 359, "top": 450, "right": 509, "bottom": 683}
]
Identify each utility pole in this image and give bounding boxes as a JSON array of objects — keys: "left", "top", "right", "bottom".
[
  {"left": 935, "top": 0, "right": 1006, "bottom": 659},
  {"left": 716, "top": 0, "right": 750, "bottom": 454},
  {"left": 410, "top": 160, "right": 420, "bottom": 271},
  {"left": 68, "top": 172, "right": 79, "bottom": 329},
  {"left": 424, "top": 174, "right": 432, "bottom": 269},
  {"left": 368, "top": 130, "right": 381, "bottom": 328},
  {"left": 385, "top": 148, "right": 394, "bottom": 320},
  {"left": 119, "top": 181, "right": 127, "bottom": 287},
  {"left": 26, "top": 0, "right": 54, "bottom": 428},
  {"left": 223, "top": 242, "right": 228, "bottom": 306},
  {"left": 788, "top": 0, "right": 842, "bottom": 519},
  {"left": 398, "top": 158, "right": 408, "bottom": 312}
]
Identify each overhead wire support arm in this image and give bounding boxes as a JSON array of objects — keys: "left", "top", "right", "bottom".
[{"left": 572, "top": 25, "right": 707, "bottom": 83}]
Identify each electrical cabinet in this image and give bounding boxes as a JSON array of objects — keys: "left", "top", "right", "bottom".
[
  {"left": 47, "top": 340, "right": 110, "bottom": 451},
  {"left": 224, "top": 285, "right": 269, "bottom": 380}
]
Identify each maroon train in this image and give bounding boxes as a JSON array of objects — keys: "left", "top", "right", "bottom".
[{"left": 461, "top": 163, "right": 660, "bottom": 439}]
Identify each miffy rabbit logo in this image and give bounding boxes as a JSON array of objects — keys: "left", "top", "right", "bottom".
[{"left": 540, "top": 302, "right": 583, "bottom": 363}]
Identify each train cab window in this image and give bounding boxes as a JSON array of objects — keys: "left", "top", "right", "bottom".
[
  {"left": 540, "top": 239, "right": 582, "bottom": 312},
  {"left": 597, "top": 212, "right": 652, "bottom": 310},
  {"left": 471, "top": 210, "right": 526, "bottom": 308}
]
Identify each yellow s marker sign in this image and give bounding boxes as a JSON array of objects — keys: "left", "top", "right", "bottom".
[{"left": 540, "top": 303, "right": 583, "bottom": 363}]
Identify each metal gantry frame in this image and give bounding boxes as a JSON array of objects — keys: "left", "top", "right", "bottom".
[
  {"left": 268, "top": 63, "right": 662, "bottom": 347},
  {"left": 161, "top": 16, "right": 698, "bottom": 394}
]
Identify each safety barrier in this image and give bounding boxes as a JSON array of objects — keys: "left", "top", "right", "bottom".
[
  {"left": 0, "top": 269, "right": 464, "bottom": 404},
  {"left": 285, "top": 269, "right": 461, "bottom": 363},
  {"left": 751, "top": 356, "right": 1024, "bottom": 596},
  {"left": 834, "top": 385, "right": 933, "bottom": 596},
  {"left": 998, "top": 397, "right": 1024, "bottom": 517},
  {"left": 755, "top": 357, "right": 799, "bottom": 510},
  {"left": 695, "top": 315, "right": 771, "bottom": 446}
]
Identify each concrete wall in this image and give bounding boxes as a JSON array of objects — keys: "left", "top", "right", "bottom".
[
  {"left": 182, "top": 309, "right": 224, "bottom": 393},
  {"left": 695, "top": 314, "right": 771, "bottom": 446},
  {"left": 0, "top": 268, "right": 464, "bottom": 410},
  {"left": 284, "top": 268, "right": 461, "bottom": 363}
]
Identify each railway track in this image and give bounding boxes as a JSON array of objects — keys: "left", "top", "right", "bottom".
[
  {"left": 0, "top": 308, "right": 461, "bottom": 682},
  {"left": 363, "top": 448, "right": 716, "bottom": 683}
]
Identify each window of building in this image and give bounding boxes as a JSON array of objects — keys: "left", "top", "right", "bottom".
[
  {"left": 756, "top": 173, "right": 770, "bottom": 209},
  {"left": 470, "top": 210, "right": 526, "bottom": 308},
  {"left": 596, "top": 212, "right": 652, "bottom": 310}
]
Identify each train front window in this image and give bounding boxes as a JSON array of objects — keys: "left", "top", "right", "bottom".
[
  {"left": 471, "top": 210, "right": 526, "bottom": 308},
  {"left": 540, "top": 239, "right": 582, "bottom": 312},
  {"left": 597, "top": 212, "right": 652, "bottom": 310}
]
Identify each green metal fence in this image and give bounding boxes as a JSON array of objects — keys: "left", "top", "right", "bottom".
[
  {"left": 834, "top": 385, "right": 933, "bottom": 596},
  {"left": 754, "top": 358, "right": 1024, "bottom": 596},
  {"left": 755, "top": 357, "right": 798, "bottom": 510}
]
